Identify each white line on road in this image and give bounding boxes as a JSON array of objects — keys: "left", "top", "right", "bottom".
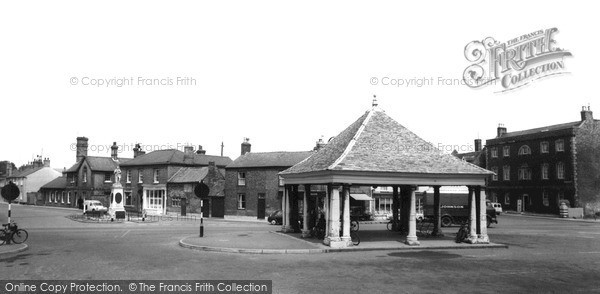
[
  {"left": 116, "top": 230, "right": 131, "bottom": 239},
  {"left": 579, "top": 252, "right": 600, "bottom": 254}
]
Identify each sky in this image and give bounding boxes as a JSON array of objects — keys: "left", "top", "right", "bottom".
[{"left": 0, "top": 1, "right": 597, "bottom": 170}]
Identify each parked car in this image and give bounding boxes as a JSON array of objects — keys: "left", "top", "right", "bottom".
[
  {"left": 267, "top": 210, "right": 282, "bottom": 225},
  {"left": 83, "top": 200, "right": 108, "bottom": 214},
  {"left": 490, "top": 202, "right": 503, "bottom": 215}
]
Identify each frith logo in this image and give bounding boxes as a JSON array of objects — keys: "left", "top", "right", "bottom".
[{"left": 462, "top": 28, "right": 572, "bottom": 92}]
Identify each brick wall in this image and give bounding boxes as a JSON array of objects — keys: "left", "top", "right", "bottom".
[
  {"left": 224, "top": 168, "right": 283, "bottom": 217},
  {"left": 575, "top": 119, "right": 600, "bottom": 216}
]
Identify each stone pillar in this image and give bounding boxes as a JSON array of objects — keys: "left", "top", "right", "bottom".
[
  {"left": 476, "top": 186, "right": 481, "bottom": 235},
  {"left": 326, "top": 186, "right": 345, "bottom": 248},
  {"left": 341, "top": 185, "right": 351, "bottom": 245},
  {"left": 405, "top": 186, "right": 420, "bottom": 246},
  {"left": 478, "top": 186, "right": 489, "bottom": 243},
  {"left": 291, "top": 185, "right": 299, "bottom": 232},
  {"left": 283, "top": 185, "right": 292, "bottom": 232},
  {"left": 301, "top": 185, "right": 310, "bottom": 238},
  {"left": 432, "top": 185, "right": 443, "bottom": 236},
  {"left": 467, "top": 186, "right": 478, "bottom": 243},
  {"left": 324, "top": 185, "right": 330, "bottom": 240},
  {"left": 392, "top": 186, "right": 399, "bottom": 231},
  {"left": 400, "top": 186, "right": 410, "bottom": 235}
]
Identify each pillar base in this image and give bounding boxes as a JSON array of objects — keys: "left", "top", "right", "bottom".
[
  {"left": 329, "top": 239, "right": 350, "bottom": 248},
  {"left": 324, "top": 236, "right": 340, "bottom": 246},
  {"left": 341, "top": 236, "right": 352, "bottom": 246},
  {"left": 467, "top": 234, "right": 478, "bottom": 244},
  {"left": 281, "top": 225, "right": 294, "bottom": 233},
  {"left": 405, "top": 236, "right": 420, "bottom": 246},
  {"left": 301, "top": 229, "right": 311, "bottom": 238},
  {"left": 477, "top": 235, "right": 490, "bottom": 244}
]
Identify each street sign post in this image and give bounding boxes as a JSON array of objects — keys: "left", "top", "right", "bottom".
[
  {"left": 194, "top": 182, "right": 209, "bottom": 237},
  {"left": 1, "top": 181, "right": 20, "bottom": 223}
]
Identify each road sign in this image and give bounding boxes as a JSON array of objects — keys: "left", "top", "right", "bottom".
[
  {"left": 194, "top": 182, "right": 209, "bottom": 198},
  {"left": 1, "top": 181, "right": 20, "bottom": 202}
]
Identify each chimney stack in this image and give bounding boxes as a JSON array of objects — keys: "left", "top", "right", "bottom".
[
  {"left": 474, "top": 139, "right": 482, "bottom": 152},
  {"left": 196, "top": 145, "right": 206, "bottom": 155},
  {"left": 43, "top": 157, "right": 51, "bottom": 167},
  {"left": 581, "top": 105, "right": 593, "bottom": 121},
  {"left": 241, "top": 138, "right": 251, "bottom": 155},
  {"left": 76, "top": 137, "right": 89, "bottom": 163},
  {"left": 184, "top": 146, "right": 194, "bottom": 154},
  {"left": 133, "top": 143, "right": 146, "bottom": 158},
  {"left": 497, "top": 124, "right": 507, "bottom": 138},
  {"left": 111, "top": 142, "right": 118, "bottom": 160},
  {"left": 313, "top": 137, "right": 327, "bottom": 151}
]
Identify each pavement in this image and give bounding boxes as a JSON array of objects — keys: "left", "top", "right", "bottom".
[
  {"left": 179, "top": 227, "right": 508, "bottom": 254},
  {"left": 0, "top": 243, "right": 28, "bottom": 255}
]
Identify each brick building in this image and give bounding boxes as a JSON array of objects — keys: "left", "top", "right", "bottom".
[
  {"left": 486, "top": 106, "right": 600, "bottom": 216},
  {"left": 118, "top": 145, "right": 231, "bottom": 215},
  {"left": 224, "top": 139, "right": 315, "bottom": 219},
  {"left": 61, "top": 137, "right": 131, "bottom": 209},
  {"left": 7, "top": 156, "right": 62, "bottom": 204},
  {"left": 166, "top": 162, "right": 226, "bottom": 217}
]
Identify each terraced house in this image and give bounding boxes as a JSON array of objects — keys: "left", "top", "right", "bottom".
[
  {"left": 118, "top": 145, "right": 231, "bottom": 215},
  {"left": 486, "top": 106, "right": 600, "bottom": 216},
  {"left": 59, "top": 137, "right": 131, "bottom": 209},
  {"left": 224, "top": 139, "right": 320, "bottom": 220}
]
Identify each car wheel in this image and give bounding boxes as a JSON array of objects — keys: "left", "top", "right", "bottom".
[
  {"left": 270, "top": 219, "right": 277, "bottom": 225},
  {"left": 441, "top": 216, "right": 452, "bottom": 227}
]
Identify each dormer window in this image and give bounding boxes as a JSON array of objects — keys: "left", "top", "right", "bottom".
[{"left": 518, "top": 145, "right": 531, "bottom": 155}]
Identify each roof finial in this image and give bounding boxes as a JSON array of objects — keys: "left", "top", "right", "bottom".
[{"left": 372, "top": 95, "right": 378, "bottom": 107}]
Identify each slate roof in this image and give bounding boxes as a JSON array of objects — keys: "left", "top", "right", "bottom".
[
  {"left": 226, "top": 151, "right": 314, "bottom": 169},
  {"left": 120, "top": 150, "right": 232, "bottom": 167},
  {"left": 281, "top": 108, "right": 492, "bottom": 175},
  {"left": 168, "top": 167, "right": 209, "bottom": 183},
  {"left": 494, "top": 121, "right": 581, "bottom": 139},
  {"left": 7, "top": 167, "right": 44, "bottom": 178},
  {"left": 65, "top": 156, "right": 132, "bottom": 173},
  {"left": 40, "top": 176, "right": 67, "bottom": 189}
]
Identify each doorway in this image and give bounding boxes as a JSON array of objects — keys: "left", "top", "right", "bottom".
[{"left": 257, "top": 193, "right": 266, "bottom": 219}]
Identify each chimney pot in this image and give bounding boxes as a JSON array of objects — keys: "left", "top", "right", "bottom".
[
  {"left": 497, "top": 124, "right": 507, "bottom": 138},
  {"left": 474, "top": 139, "right": 482, "bottom": 152},
  {"left": 111, "top": 142, "right": 118, "bottom": 160},
  {"left": 581, "top": 105, "right": 593, "bottom": 121},
  {"left": 241, "top": 138, "right": 251, "bottom": 155}
]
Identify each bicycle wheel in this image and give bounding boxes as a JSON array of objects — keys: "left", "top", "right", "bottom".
[
  {"left": 11, "top": 229, "right": 28, "bottom": 244},
  {"left": 455, "top": 227, "right": 467, "bottom": 243},
  {"left": 350, "top": 220, "right": 359, "bottom": 232},
  {"left": 387, "top": 221, "right": 393, "bottom": 231},
  {"left": 0, "top": 230, "right": 7, "bottom": 245},
  {"left": 351, "top": 231, "right": 360, "bottom": 246}
]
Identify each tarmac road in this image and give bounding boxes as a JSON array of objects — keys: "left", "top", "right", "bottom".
[{"left": 1, "top": 203, "right": 599, "bottom": 293}]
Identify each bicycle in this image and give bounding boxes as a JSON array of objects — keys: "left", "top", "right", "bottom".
[
  {"left": 387, "top": 219, "right": 402, "bottom": 232},
  {"left": 417, "top": 218, "right": 433, "bottom": 236},
  {"left": 0, "top": 222, "right": 28, "bottom": 245},
  {"left": 455, "top": 221, "right": 468, "bottom": 243}
]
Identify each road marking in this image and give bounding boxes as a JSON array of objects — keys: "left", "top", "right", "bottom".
[
  {"left": 117, "top": 230, "right": 130, "bottom": 238},
  {"left": 579, "top": 252, "right": 600, "bottom": 254}
]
